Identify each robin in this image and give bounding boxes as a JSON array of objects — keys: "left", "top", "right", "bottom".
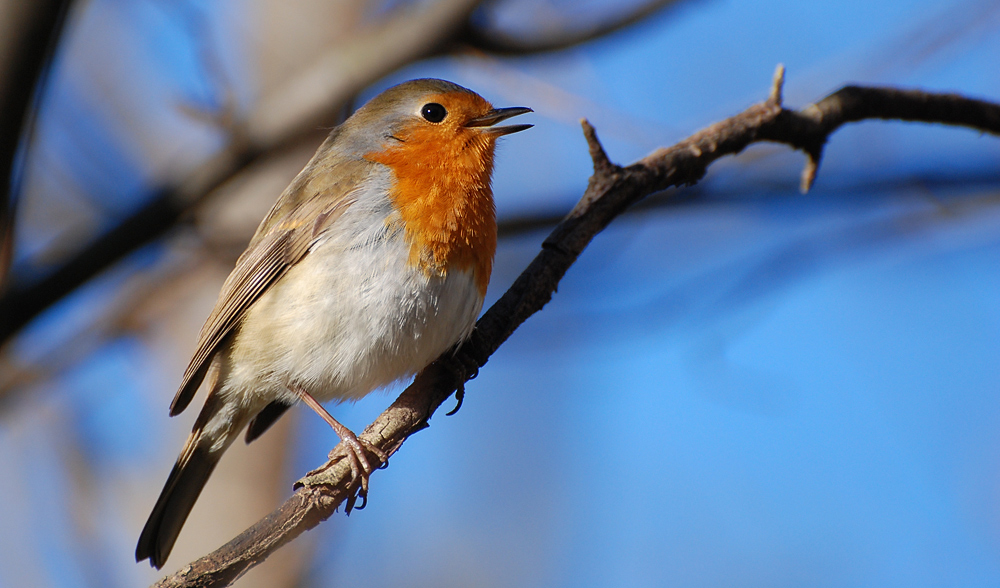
[{"left": 135, "top": 78, "right": 531, "bottom": 569}]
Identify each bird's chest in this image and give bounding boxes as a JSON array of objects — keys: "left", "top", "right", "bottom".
[{"left": 231, "top": 206, "right": 484, "bottom": 402}]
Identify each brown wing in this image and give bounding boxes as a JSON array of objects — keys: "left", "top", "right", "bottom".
[
  {"left": 248, "top": 127, "right": 345, "bottom": 247},
  {"left": 169, "top": 152, "right": 372, "bottom": 415}
]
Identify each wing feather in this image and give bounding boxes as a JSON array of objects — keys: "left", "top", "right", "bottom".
[{"left": 169, "top": 153, "right": 372, "bottom": 415}]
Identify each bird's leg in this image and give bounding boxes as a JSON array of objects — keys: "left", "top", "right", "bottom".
[{"left": 290, "top": 385, "right": 388, "bottom": 495}]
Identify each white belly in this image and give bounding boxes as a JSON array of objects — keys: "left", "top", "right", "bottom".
[{"left": 218, "top": 216, "right": 484, "bottom": 412}]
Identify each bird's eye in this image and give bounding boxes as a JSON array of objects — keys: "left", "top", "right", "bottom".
[{"left": 421, "top": 103, "right": 447, "bottom": 123}]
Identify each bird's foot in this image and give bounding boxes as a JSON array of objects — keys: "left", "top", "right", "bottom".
[
  {"left": 298, "top": 432, "right": 388, "bottom": 512},
  {"left": 332, "top": 426, "right": 388, "bottom": 496},
  {"left": 291, "top": 385, "right": 388, "bottom": 501}
]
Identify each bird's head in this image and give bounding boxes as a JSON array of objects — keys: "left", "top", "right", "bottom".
[{"left": 335, "top": 79, "right": 533, "bottom": 295}]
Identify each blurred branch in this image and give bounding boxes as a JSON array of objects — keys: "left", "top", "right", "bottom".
[
  {"left": 246, "top": 0, "right": 482, "bottom": 145},
  {"left": 0, "top": 243, "right": 217, "bottom": 410},
  {"left": 0, "top": 144, "right": 261, "bottom": 345},
  {"left": 152, "top": 67, "right": 1000, "bottom": 587},
  {"left": 457, "top": 0, "right": 685, "bottom": 55},
  {"left": 0, "top": 0, "right": 482, "bottom": 345},
  {"left": 0, "top": 0, "right": 73, "bottom": 290},
  {"left": 0, "top": 0, "right": 687, "bottom": 349}
]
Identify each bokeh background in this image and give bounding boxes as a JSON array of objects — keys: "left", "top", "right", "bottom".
[{"left": 2, "top": 0, "right": 1000, "bottom": 586}]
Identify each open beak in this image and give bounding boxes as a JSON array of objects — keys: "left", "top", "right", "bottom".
[{"left": 465, "top": 106, "right": 533, "bottom": 136}]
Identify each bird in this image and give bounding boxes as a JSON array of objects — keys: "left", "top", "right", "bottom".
[{"left": 135, "top": 78, "right": 531, "bottom": 569}]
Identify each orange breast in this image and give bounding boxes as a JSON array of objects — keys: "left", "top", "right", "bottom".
[{"left": 365, "top": 115, "right": 498, "bottom": 296}]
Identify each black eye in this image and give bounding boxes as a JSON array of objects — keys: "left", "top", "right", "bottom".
[{"left": 421, "top": 103, "right": 447, "bottom": 123}]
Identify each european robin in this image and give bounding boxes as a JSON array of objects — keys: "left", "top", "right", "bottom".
[{"left": 135, "top": 78, "right": 531, "bottom": 569}]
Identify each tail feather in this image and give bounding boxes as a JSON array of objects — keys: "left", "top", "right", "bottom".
[
  {"left": 245, "top": 400, "right": 292, "bottom": 444},
  {"left": 135, "top": 432, "right": 221, "bottom": 569}
]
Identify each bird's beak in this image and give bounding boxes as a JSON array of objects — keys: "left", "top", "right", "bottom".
[{"left": 465, "top": 106, "right": 533, "bottom": 135}]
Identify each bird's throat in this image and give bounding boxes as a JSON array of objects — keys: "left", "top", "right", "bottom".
[{"left": 366, "top": 131, "right": 498, "bottom": 296}]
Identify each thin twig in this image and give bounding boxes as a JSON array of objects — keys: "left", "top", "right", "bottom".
[
  {"left": 151, "top": 68, "right": 1000, "bottom": 587},
  {"left": 457, "top": 0, "right": 686, "bottom": 55},
  {"left": 0, "top": 0, "right": 74, "bottom": 289}
]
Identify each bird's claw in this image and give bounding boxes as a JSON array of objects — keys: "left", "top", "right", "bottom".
[
  {"left": 445, "top": 345, "right": 482, "bottom": 416},
  {"left": 345, "top": 488, "right": 367, "bottom": 513},
  {"left": 446, "top": 382, "right": 465, "bottom": 416},
  {"left": 337, "top": 432, "right": 388, "bottom": 495}
]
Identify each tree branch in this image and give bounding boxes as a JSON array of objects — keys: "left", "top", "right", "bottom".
[
  {"left": 151, "top": 67, "right": 1000, "bottom": 587},
  {"left": 457, "top": 0, "right": 686, "bottom": 55},
  {"left": 0, "top": 143, "right": 263, "bottom": 345},
  {"left": 0, "top": 0, "right": 74, "bottom": 289}
]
